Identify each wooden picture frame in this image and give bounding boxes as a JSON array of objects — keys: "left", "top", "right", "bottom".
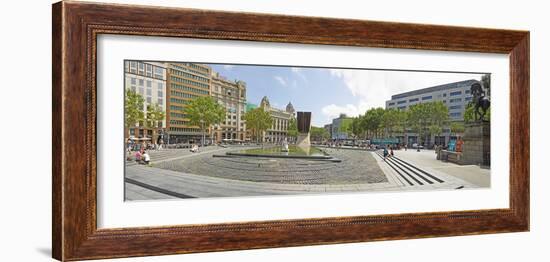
[{"left": 52, "top": 1, "right": 529, "bottom": 261}]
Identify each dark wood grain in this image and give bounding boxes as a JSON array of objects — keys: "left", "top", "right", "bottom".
[{"left": 52, "top": 1, "right": 530, "bottom": 261}]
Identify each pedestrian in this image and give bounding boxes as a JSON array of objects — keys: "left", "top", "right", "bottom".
[
  {"left": 383, "top": 146, "right": 389, "bottom": 160},
  {"left": 390, "top": 146, "right": 394, "bottom": 157},
  {"left": 142, "top": 151, "right": 151, "bottom": 165},
  {"left": 134, "top": 150, "right": 142, "bottom": 163}
]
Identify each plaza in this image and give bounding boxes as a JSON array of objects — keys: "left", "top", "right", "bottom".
[{"left": 125, "top": 145, "right": 489, "bottom": 200}]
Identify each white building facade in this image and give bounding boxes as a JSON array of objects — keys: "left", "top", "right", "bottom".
[
  {"left": 124, "top": 60, "right": 167, "bottom": 142},
  {"left": 385, "top": 79, "right": 482, "bottom": 147}
]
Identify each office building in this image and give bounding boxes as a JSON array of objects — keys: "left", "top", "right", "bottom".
[
  {"left": 385, "top": 79, "right": 479, "bottom": 121},
  {"left": 124, "top": 60, "right": 167, "bottom": 143},
  {"left": 385, "top": 79, "right": 485, "bottom": 146},
  {"left": 210, "top": 72, "right": 247, "bottom": 142},
  {"left": 165, "top": 63, "right": 212, "bottom": 144}
]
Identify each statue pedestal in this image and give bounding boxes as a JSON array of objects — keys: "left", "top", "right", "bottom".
[
  {"left": 459, "top": 121, "right": 490, "bottom": 166},
  {"left": 296, "top": 132, "right": 311, "bottom": 149}
]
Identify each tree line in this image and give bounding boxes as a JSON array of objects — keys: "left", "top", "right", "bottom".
[
  {"left": 124, "top": 90, "right": 166, "bottom": 141},
  {"left": 337, "top": 101, "right": 470, "bottom": 145},
  {"left": 125, "top": 89, "right": 488, "bottom": 146}
]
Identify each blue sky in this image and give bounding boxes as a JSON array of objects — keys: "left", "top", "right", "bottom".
[{"left": 209, "top": 64, "right": 483, "bottom": 127}]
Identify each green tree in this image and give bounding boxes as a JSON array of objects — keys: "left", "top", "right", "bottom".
[
  {"left": 287, "top": 118, "right": 298, "bottom": 139},
  {"left": 395, "top": 109, "right": 409, "bottom": 143},
  {"left": 450, "top": 122, "right": 465, "bottom": 137},
  {"left": 145, "top": 103, "right": 166, "bottom": 143},
  {"left": 338, "top": 118, "right": 354, "bottom": 138},
  {"left": 183, "top": 96, "right": 226, "bottom": 146},
  {"left": 310, "top": 126, "right": 330, "bottom": 142},
  {"left": 408, "top": 101, "right": 449, "bottom": 147},
  {"left": 124, "top": 89, "right": 145, "bottom": 138},
  {"left": 351, "top": 116, "right": 364, "bottom": 139},
  {"left": 381, "top": 108, "right": 401, "bottom": 138},
  {"left": 363, "top": 107, "right": 385, "bottom": 139},
  {"left": 244, "top": 107, "right": 273, "bottom": 143}
]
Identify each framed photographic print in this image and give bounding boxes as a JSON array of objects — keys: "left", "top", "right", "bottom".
[{"left": 52, "top": 1, "right": 529, "bottom": 261}]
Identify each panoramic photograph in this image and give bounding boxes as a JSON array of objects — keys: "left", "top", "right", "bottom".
[{"left": 123, "top": 60, "right": 491, "bottom": 200}]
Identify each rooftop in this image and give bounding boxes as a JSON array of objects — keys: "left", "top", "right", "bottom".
[{"left": 390, "top": 79, "right": 478, "bottom": 100}]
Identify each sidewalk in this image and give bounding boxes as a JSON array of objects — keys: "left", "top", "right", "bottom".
[{"left": 392, "top": 149, "right": 490, "bottom": 187}]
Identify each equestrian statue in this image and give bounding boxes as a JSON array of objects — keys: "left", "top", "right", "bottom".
[{"left": 469, "top": 82, "right": 490, "bottom": 121}]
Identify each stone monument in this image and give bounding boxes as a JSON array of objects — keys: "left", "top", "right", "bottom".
[
  {"left": 459, "top": 121, "right": 490, "bottom": 166},
  {"left": 458, "top": 82, "right": 491, "bottom": 166},
  {"left": 296, "top": 112, "right": 311, "bottom": 149}
]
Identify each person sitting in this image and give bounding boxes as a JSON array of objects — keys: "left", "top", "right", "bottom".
[
  {"left": 134, "top": 151, "right": 142, "bottom": 163},
  {"left": 142, "top": 151, "right": 151, "bottom": 165}
]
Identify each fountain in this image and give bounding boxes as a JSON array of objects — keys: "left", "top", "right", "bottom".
[
  {"left": 281, "top": 138, "right": 290, "bottom": 152},
  {"left": 215, "top": 111, "right": 340, "bottom": 162}
]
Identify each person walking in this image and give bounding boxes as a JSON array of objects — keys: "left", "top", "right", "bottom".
[
  {"left": 383, "top": 146, "right": 389, "bottom": 160},
  {"left": 390, "top": 146, "right": 394, "bottom": 157}
]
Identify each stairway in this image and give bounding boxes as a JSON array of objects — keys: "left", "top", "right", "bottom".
[{"left": 374, "top": 150, "right": 445, "bottom": 186}]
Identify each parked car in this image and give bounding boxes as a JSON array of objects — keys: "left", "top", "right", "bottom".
[{"left": 412, "top": 143, "right": 424, "bottom": 149}]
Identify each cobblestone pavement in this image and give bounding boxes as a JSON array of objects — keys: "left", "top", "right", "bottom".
[
  {"left": 124, "top": 146, "right": 486, "bottom": 200},
  {"left": 154, "top": 147, "right": 387, "bottom": 185}
]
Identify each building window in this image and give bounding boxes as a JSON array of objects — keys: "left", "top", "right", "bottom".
[
  {"left": 449, "top": 105, "right": 461, "bottom": 110},
  {"left": 449, "top": 112, "right": 461, "bottom": 118},
  {"left": 158, "top": 98, "right": 163, "bottom": 105},
  {"left": 450, "top": 91, "right": 462, "bottom": 96},
  {"left": 465, "top": 90, "right": 471, "bottom": 94},
  {"left": 158, "top": 90, "right": 163, "bottom": 97},
  {"left": 138, "top": 79, "right": 144, "bottom": 86},
  {"left": 449, "top": 98, "right": 462, "bottom": 103},
  {"left": 397, "top": 100, "right": 406, "bottom": 104},
  {"left": 130, "top": 77, "right": 136, "bottom": 85},
  {"left": 146, "top": 64, "right": 152, "bottom": 77},
  {"left": 147, "top": 97, "right": 152, "bottom": 103},
  {"left": 409, "top": 98, "right": 419, "bottom": 102},
  {"left": 388, "top": 102, "right": 395, "bottom": 106},
  {"left": 398, "top": 106, "right": 406, "bottom": 110},
  {"left": 422, "top": 96, "right": 432, "bottom": 100},
  {"left": 146, "top": 80, "right": 152, "bottom": 88},
  {"left": 442, "top": 93, "right": 447, "bottom": 97},
  {"left": 465, "top": 97, "right": 473, "bottom": 101},
  {"left": 154, "top": 67, "right": 163, "bottom": 79}
]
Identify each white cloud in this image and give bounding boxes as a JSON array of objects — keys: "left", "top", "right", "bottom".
[
  {"left": 329, "top": 69, "right": 483, "bottom": 105},
  {"left": 321, "top": 103, "right": 370, "bottom": 124},
  {"left": 274, "top": 76, "right": 287, "bottom": 86},
  {"left": 223, "top": 65, "right": 235, "bottom": 70},
  {"left": 291, "top": 67, "right": 308, "bottom": 83},
  {"left": 322, "top": 69, "right": 483, "bottom": 124}
]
